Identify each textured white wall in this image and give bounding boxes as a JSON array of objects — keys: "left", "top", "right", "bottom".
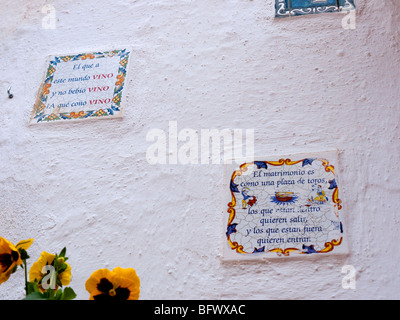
[{"left": 0, "top": 0, "right": 399, "bottom": 300}]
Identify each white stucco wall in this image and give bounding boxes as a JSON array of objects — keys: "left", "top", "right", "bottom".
[{"left": 0, "top": 0, "right": 399, "bottom": 300}]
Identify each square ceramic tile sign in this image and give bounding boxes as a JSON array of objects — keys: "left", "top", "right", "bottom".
[
  {"left": 29, "top": 48, "right": 131, "bottom": 124},
  {"left": 223, "top": 151, "right": 347, "bottom": 259}
]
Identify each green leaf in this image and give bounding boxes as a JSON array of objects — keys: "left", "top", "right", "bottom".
[
  {"left": 26, "top": 281, "right": 40, "bottom": 295},
  {"left": 55, "top": 289, "right": 63, "bottom": 300},
  {"left": 43, "top": 288, "right": 54, "bottom": 299},
  {"left": 58, "top": 263, "right": 67, "bottom": 273},
  {"left": 59, "top": 247, "right": 67, "bottom": 258},
  {"left": 24, "top": 292, "right": 47, "bottom": 300},
  {"left": 60, "top": 287, "right": 77, "bottom": 300},
  {"left": 19, "top": 248, "right": 30, "bottom": 260}
]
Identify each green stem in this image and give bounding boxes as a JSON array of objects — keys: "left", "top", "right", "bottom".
[{"left": 23, "top": 259, "right": 28, "bottom": 297}]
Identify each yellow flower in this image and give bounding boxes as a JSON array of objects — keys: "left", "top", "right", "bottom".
[
  {"left": 29, "top": 251, "right": 71, "bottom": 291},
  {"left": 48, "top": 113, "right": 58, "bottom": 120},
  {"left": 95, "top": 109, "right": 105, "bottom": 116},
  {"left": 85, "top": 267, "right": 140, "bottom": 300},
  {"left": 0, "top": 238, "right": 33, "bottom": 285}
]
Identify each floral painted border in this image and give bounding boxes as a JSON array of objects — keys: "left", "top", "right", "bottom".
[
  {"left": 31, "top": 49, "right": 130, "bottom": 124},
  {"left": 226, "top": 158, "right": 343, "bottom": 257},
  {"left": 275, "top": 0, "right": 356, "bottom": 18}
]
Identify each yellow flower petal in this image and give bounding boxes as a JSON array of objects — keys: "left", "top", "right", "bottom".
[
  {"left": 0, "top": 237, "right": 23, "bottom": 285},
  {"left": 16, "top": 239, "right": 34, "bottom": 251},
  {"left": 29, "top": 251, "right": 55, "bottom": 283},
  {"left": 113, "top": 266, "right": 140, "bottom": 288},
  {"left": 59, "top": 262, "right": 71, "bottom": 286},
  {"left": 85, "top": 268, "right": 114, "bottom": 295},
  {"left": 112, "top": 267, "right": 139, "bottom": 280},
  {"left": 112, "top": 267, "right": 140, "bottom": 300},
  {"left": 0, "top": 237, "right": 17, "bottom": 254}
]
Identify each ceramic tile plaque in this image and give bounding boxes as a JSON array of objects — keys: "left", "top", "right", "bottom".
[
  {"left": 275, "top": 0, "right": 356, "bottom": 18},
  {"left": 29, "top": 48, "right": 131, "bottom": 124},
  {"left": 223, "top": 151, "right": 347, "bottom": 259}
]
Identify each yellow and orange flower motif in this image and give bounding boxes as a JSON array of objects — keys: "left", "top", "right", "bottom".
[
  {"left": 112, "top": 95, "right": 120, "bottom": 105},
  {"left": 0, "top": 238, "right": 33, "bottom": 285},
  {"left": 47, "top": 113, "right": 58, "bottom": 121},
  {"left": 29, "top": 251, "right": 71, "bottom": 291},
  {"left": 85, "top": 267, "right": 140, "bottom": 300},
  {"left": 95, "top": 109, "right": 106, "bottom": 116},
  {"left": 37, "top": 102, "right": 47, "bottom": 113},
  {"left": 46, "top": 65, "right": 56, "bottom": 77},
  {"left": 119, "top": 56, "right": 128, "bottom": 68}
]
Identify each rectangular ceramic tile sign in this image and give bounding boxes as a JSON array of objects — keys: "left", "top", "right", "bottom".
[
  {"left": 275, "top": 0, "right": 355, "bottom": 18},
  {"left": 224, "top": 151, "right": 347, "bottom": 259},
  {"left": 29, "top": 48, "right": 131, "bottom": 124}
]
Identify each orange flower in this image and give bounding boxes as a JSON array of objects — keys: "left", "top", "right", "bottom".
[
  {"left": 85, "top": 267, "right": 140, "bottom": 300},
  {"left": 0, "top": 238, "right": 33, "bottom": 285}
]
